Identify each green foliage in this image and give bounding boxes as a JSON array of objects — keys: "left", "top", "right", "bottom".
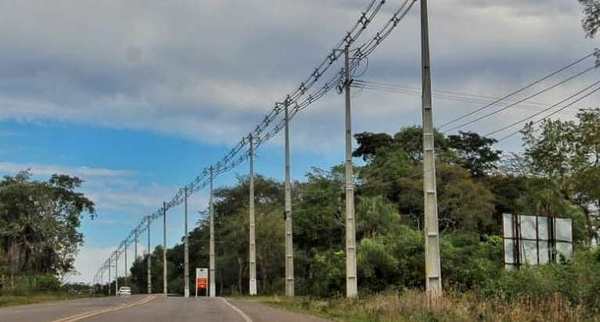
[
  {"left": 441, "top": 234, "right": 502, "bottom": 291},
  {"left": 353, "top": 132, "right": 394, "bottom": 161},
  {"left": 121, "top": 119, "right": 599, "bottom": 319},
  {"left": 0, "top": 171, "right": 94, "bottom": 292},
  {"left": 307, "top": 250, "right": 345, "bottom": 297},
  {"left": 522, "top": 109, "right": 600, "bottom": 243},
  {"left": 358, "top": 237, "right": 400, "bottom": 293},
  {"left": 482, "top": 248, "right": 600, "bottom": 313},
  {"left": 447, "top": 131, "right": 502, "bottom": 177}
]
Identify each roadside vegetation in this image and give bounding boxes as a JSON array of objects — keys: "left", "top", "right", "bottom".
[
  {"left": 258, "top": 290, "right": 594, "bottom": 322},
  {"left": 120, "top": 109, "right": 600, "bottom": 320},
  {"left": 0, "top": 172, "right": 95, "bottom": 305}
]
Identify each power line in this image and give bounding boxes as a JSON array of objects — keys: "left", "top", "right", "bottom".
[
  {"left": 496, "top": 84, "right": 600, "bottom": 142},
  {"left": 353, "top": 79, "right": 555, "bottom": 110},
  {"left": 258, "top": 1, "right": 418, "bottom": 146},
  {"left": 438, "top": 51, "right": 597, "bottom": 130},
  {"left": 444, "top": 65, "right": 598, "bottom": 132},
  {"left": 485, "top": 79, "right": 600, "bottom": 137},
  {"left": 94, "top": 0, "right": 418, "bottom": 286}
]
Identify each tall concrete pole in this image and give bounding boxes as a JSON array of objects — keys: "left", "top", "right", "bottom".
[
  {"left": 124, "top": 245, "right": 128, "bottom": 285},
  {"left": 108, "top": 257, "right": 111, "bottom": 296},
  {"left": 134, "top": 232, "right": 138, "bottom": 261},
  {"left": 344, "top": 45, "right": 358, "bottom": 298},
  {"left": 163, "top": 202, "right": 168, "bottom": 295},
  {"left": 420, "top": 0, "right": 442, "bottom": 297},
  {"left": 115, "top": 253, "right": 119, "bottom": 295},
  {"left": 209, "top": 167, "right": 216, "bottom": 297},
  {"left": 283, "top": 100, "right": 295, "bottom": 297},
  {"left": 248, "top": 134, "right": 257, "bottom": 296},
  {"left": 184, "top": 187, "right": 190, "bottom": 298},
  {"left": 147, "top": 218, "right": 152, "bottom": 294}
]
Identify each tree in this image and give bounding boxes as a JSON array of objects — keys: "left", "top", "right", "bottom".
[
  {"left": 579, "top": 0, "right": 600, "bottom": 38},
  {"left": 353, "top": 132, "right": 394, "bottom": 161},
  {"left": 448, "top": 131, "right": 502, "bottom": 177},
  {"left": 0, "top": 171, "right": 94, "bottom": 286},
  {"left": 522, "top": 109, "right": 600, "bottom": 243},
  {"left": 393, "top": 126, "right": 449, "bottom": 162}
]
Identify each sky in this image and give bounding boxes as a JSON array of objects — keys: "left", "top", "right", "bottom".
[{"left": 0, "top": 0, "right": 598, "bottom": 284}]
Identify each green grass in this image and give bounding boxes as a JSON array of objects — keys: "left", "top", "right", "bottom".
[
  {"left": 0, "top": 292, "right": 92, "bottom": 308},
  {"left": 248, "top": 291, "right": 600, "bottom": 322}
]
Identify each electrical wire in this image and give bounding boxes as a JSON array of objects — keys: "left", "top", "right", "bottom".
[
  {"left": 95, "top": 0, "right": 406, "bottom": 279},
  {"left": 438, "top": 52, "right": 597, "bottom": 130},
  {"left": 444, "top": 65, "right": 598, "bottom": 132},
  {"left": 485, "top": 79, "right": 600, "bottom": 137},
  {"left": 353, "top": 80, "right": 555, "bottom": 110},
  {"left": 496, "top": 84, "right": 600, "bottom": 142}
]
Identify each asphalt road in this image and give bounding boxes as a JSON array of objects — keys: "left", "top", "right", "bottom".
[{"left": 0, "top": 295, "right": 330, "bottom": 322}]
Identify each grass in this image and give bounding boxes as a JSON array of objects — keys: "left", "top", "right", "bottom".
[
  {"left": 251, "top": 290, "right": 600, "bottom": 322},
  {"left": 0, "top": 292, "right": 92, "bottom": 308}
]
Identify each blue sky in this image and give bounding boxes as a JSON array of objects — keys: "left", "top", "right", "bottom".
[{"left": 0, "top": 0, "right": 598, "bottom": 283}]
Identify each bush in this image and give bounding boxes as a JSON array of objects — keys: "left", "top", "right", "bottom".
[
  {"left": 35, "top": 274, "right": 61, "bottom": 291},
  {"left": 441, "top": 233, "right": 503, "bottom": 291},
  {"left": 304, "top": 249, "right": 345, "bottom": 297},
  {"left": 481, "top": 247, "right": 600, "bottom": 314},
  {"left": 0, "top": 274, "right": 61, "bottom": 296}
]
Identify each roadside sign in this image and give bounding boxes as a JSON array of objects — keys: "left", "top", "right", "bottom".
[{"left": 195, "top": 268, "right": 209, "bottom": 297}]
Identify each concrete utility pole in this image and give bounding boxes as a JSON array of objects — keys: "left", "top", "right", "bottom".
[
  {"left": 163, "top": 202, "right": 168, "bottom": 295},
  {"left": 209, "top": 166, "right": 216, "bottom": 297},
  {"left": 108, "top": 257, "right": 111, "bottom": 296},
  {"left": 344, "top": 46, "right": 358, "bottom": 298},
  {"left": 147, "top": 219, "right": 152, "bottom": 294},
  {"left": 115, "top": 253, "right": 119, "bottom": 295},
  {"left": 134, "top": 231, "right": 138, "bottom": 261},
  {"left": 184, "top": 187, "right": 190, "bottom": 298},
  {"left": 420, "top": 0, "right": 442, "bottom": 297},
  {"left": 283, "top": 99, "right": 295, "bottom": 297},
  {"left": 124, "top": 245, "right": 128, "bottom": 285},
  {"left": 248, "top": 134, "right": 257, "bottom": 296}
]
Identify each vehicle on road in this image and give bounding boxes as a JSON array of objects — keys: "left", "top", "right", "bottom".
[{"left": 117, "top": 286, "right": 131, "bottom": 296}]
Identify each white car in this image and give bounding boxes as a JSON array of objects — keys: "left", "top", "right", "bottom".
[{"left": 117, "top": 286, "right": 131, "bottom": 296}]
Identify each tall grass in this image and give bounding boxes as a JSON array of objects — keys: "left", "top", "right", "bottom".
[{"left": 261, "top": 290, "right": 597, "bottom": 322}]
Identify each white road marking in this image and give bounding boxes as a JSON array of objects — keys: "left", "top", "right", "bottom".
[
  {"left": 51, "top": 295, "right": 157, "bottom": 322},
  {"left": 220, "top": 298, "right": 253, "bottom": 322}
]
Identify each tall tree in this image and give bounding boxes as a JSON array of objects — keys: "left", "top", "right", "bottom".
[
  {"left": 0, "top": 171, "right": 94, "bottom": 282},
  {"left": 522, "top": 109, "right": 600, "bottom": 243},
  {"left": 353, "top": 132, "right": 394, "bottom": 161},
  {"left": 448, "top": 131, "right": 502, "bottom": 177}
]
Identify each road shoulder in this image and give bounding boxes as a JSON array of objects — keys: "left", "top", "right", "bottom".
[{"left": 227, "top": 298, "right": 332, "bottom": 322}]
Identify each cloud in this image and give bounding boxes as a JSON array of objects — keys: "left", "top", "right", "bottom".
[
  {"left": 0, "top": 0, "right": 596, "bottom": 154},
  {"left": 0, "top": 161, "right": 180, "bottom": 217},
  {"left": 0, "top": 162, "right": 134, "bottom": 178},
  {"left": 3, "top": 0, "right": 596, "bottom": 284},
  {"left": 68, "top": 247, "right": 114, "bottom": 284}
]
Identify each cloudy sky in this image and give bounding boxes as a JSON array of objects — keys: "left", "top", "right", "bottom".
[{"left": 0, "top": 0, "right": 597, "bottom": 283}]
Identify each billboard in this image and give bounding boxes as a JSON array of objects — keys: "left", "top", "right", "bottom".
[{"left": 502, "top": 213, "right": 573, "bottom": 270}]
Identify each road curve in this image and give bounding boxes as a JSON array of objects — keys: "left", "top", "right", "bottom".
[{"left": 0, "top": 295, "right": 331, "bottom": 322}]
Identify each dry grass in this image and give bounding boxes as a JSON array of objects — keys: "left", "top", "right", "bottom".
[{"left": 260, "top": 290, "right": 599, "bottom": 322}]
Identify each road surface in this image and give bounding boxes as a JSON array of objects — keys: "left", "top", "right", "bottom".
[{"left": 0, "top": 295, "right": 330, "bottom": 322}]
